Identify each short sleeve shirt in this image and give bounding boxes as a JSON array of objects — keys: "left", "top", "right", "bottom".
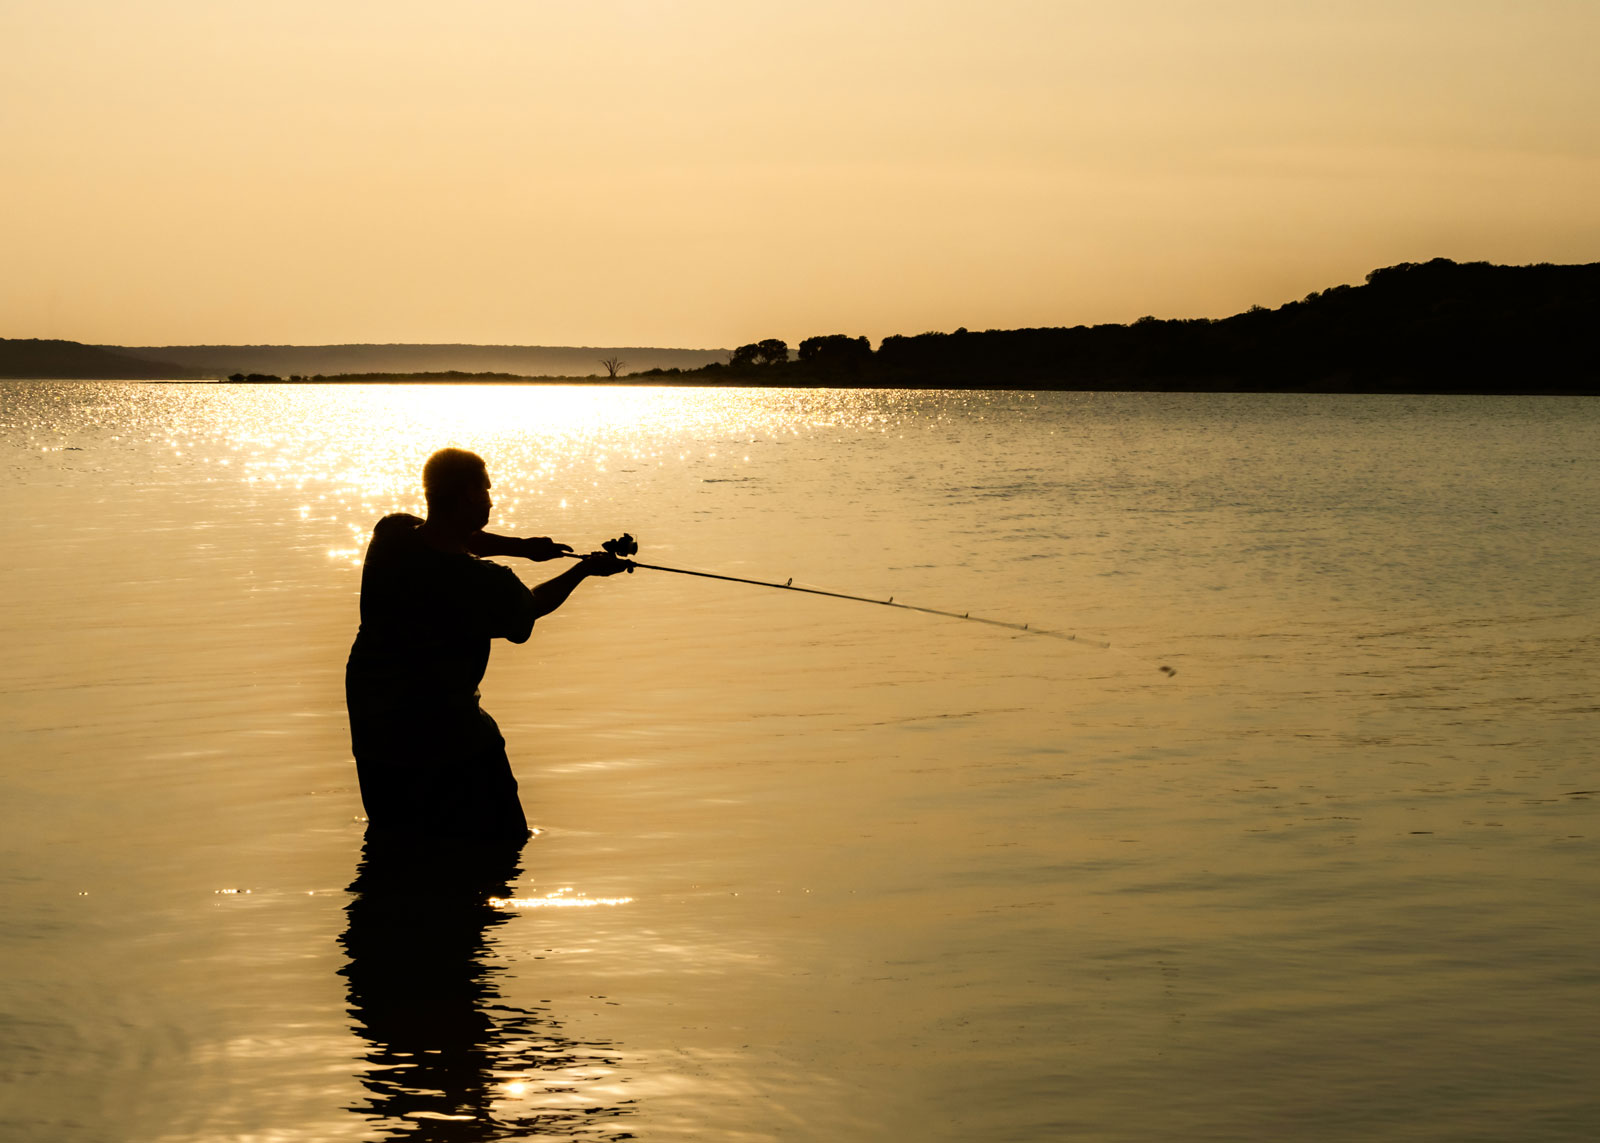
[{"left": 346, "top": 514, "right": 536, "bottom": 737}]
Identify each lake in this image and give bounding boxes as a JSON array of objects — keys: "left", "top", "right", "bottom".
[{"left": 1, "top": 381, "right": 1597, "bottom": 1141}]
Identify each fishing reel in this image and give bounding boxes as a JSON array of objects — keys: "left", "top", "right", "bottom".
[
  {"left": 601, "top": 533, "right": 638, "bottom": 559},
  {"left": 591, "top": 532, "right": 637, "bottom": 572}
]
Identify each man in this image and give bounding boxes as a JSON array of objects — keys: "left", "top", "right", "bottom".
[{"left": 346, "top": 447, "right": 629, "bottom": 841}]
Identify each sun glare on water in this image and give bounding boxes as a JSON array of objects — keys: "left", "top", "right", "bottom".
[
  {"left": 198, "top": 382, "right": 916, "bottom": 565},
  {"left": 226, "top": 383, "right": 756, "bottom": 563},
  {"left": 489, "top": 887, "right": 634, "bottom": 910}
]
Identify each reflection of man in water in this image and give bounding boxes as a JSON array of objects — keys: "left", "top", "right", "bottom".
[
  {"left": 340, "top": 835, "right": 634, "bottom": 1135},
  {"left": 346, "top": 447, "right": 628, "bottom": 840}
]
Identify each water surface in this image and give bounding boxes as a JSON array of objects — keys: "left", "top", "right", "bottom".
[{"left": 1, "top": 383, "right": 1596, "bottom": 1140}]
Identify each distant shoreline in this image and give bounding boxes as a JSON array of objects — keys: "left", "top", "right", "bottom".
[
  {"left": 5, "top": 372, "right": 1595, "bottom": 396},
  {"left": 6, "top": 258, "right": 1598, "bottom": 395},
  {"left": 210, "top": 372, "right": 1600, "bottom": 395}
]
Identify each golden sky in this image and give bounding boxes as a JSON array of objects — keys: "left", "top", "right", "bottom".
[{"left": 4, "top": 0, "right": 1597, "bottom": 348}]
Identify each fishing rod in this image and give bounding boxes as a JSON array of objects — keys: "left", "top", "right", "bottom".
[{"left": 566, "top": 534, "right": 1176, "bottom": 675}]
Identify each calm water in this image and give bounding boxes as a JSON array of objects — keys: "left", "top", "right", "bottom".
[{"left": 1, "top": 382, "right": 1596, "bottom": 1141}]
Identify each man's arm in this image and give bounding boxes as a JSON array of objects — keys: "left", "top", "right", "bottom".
[
  {"left": 466, "top": 531, "right": 573, "bottom": 561},
  {"left": 527, "top": 552, "right": 631, "bottom": 622}
]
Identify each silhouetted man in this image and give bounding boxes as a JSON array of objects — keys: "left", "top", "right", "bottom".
[{"left": 346, "top": 448, "right": 628, "bottom": 840}]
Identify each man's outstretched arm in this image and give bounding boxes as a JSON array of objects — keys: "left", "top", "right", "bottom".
[{"left": 466, "top": 531, "right": 573, "bottom": 561}]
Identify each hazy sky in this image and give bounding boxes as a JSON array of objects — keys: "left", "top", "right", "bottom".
[{"left": 4, "top": 0, "right": 1597, "bottom": 347}]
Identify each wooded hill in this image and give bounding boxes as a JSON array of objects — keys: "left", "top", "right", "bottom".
[{"left": 655, "top": 258, "right": 1599, "bottom": 393}]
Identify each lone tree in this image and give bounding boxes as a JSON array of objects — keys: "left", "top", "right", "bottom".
[{"left": 599, "top": 356, "right": 626, "bottom": 379}]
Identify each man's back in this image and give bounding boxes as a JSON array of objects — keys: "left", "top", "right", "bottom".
[
  {"left": 345, "top": 512, "right": 536, "bottom": 839},
  {"left": 348, "top": 513, "right": 535, "bottom": 715}
]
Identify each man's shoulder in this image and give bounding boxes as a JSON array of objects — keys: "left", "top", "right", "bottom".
[
  {"left": 364, "top": 514, "right": 424, "bottom": 564},
  {"left": 369, "top": 515, "right": 425, "bottom": 550},
  {"left": 374, "top": 512, "right": 424, "bottom": 536}
]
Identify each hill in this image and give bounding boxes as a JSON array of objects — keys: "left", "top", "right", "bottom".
[
  {"left": 689, "top": 259, "right": 1600, "bottom": 393},
  {"left": 108, "top": 343, "right": 730, "bottom": 378},
  {"left": 8, "top": 260, "right": 1598, "bottom": 391},
  {"left": 0, "top": 339, "right": 202, "bottom": 380}
]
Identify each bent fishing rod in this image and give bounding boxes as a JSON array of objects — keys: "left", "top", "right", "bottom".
[{"left": 563, "top": 534, "right": 1176, "bottom": 676}]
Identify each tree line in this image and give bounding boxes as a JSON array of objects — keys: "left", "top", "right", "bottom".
[{"left": 629, "top": 259, "right": 1600, "bottom": 393}]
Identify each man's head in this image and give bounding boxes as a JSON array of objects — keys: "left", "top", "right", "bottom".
[{"left": 423, "top": 448, "right": 492, "bottom": 530}]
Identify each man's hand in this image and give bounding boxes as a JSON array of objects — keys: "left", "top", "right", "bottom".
[
  {"left": 520, "top": 537, "right": 574, "bottom": 562},
  {"left": 578, "top": 551, "right": 634, "bottom": 577}
]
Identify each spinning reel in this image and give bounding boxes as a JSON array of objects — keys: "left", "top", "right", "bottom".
[
  {"left": 601, "top": 533, "right": 638, "bottom": 559},
  {"left": 596, "top": 532, "right": 638, "bottom": 571}
]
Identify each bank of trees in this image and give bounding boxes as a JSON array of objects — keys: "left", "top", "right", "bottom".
[
  {"left": 689, "top": 333, "right": 873, "bottom": 380},
  {"left": 640, "top": 259, "right": 1599, "bottom": 393},
  {"left": 728, "top": 339, "right": 790, "bottom": 368}
]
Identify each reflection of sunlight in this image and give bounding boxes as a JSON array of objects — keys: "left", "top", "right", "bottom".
[
  {"left": 219, "top": 383, "right": 902, "bottom": 566},
  {"left": 47, "top": 381, "right": 964, "bottom": 570},
  {"left": 489, "top": 886, "right": 633, "bottom": 909},
  {"left": 235, "top": 385, "right": 809, "bottom": 562},
  {"left": 490, "top": 1064, "right": 632, "bottom": 1122}
]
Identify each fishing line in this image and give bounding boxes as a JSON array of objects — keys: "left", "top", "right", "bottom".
[{"left": 563, "top": 534, "right": 1177, "bottom": 676}]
